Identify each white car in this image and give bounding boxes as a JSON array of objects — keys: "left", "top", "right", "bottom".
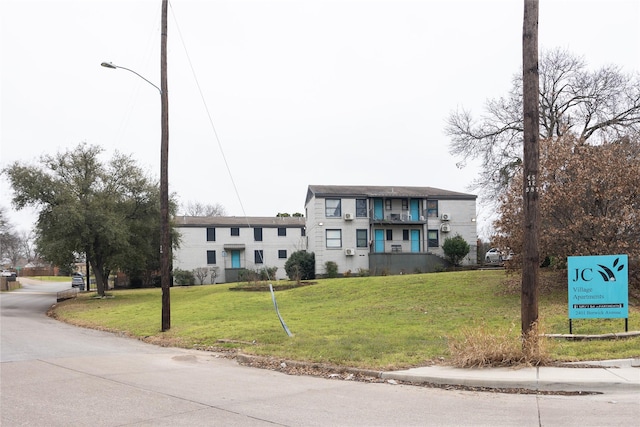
[
  {"left": 1, "top": 270, "right": 17, "bottom": 277},
  {"left": 484, "top": 248, "right": 503, "bottom": 264}
]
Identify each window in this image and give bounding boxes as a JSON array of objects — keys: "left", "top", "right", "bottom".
[
  {"left": 402, "top": 199, "right": 408, "bottom": 210},
  {"left": 206, "top": 227, "right": 215, "bottom": 242},
  {"left": 206, "top": 250, "right": 216, "bottom": 264},
  {"left": 301, "top": 227, "right": 306, "bottom": 237},
  {"left": 278, "top": 249, "right": 287, "bottom": 259},
  {"left": 427, "top": 200, "right": 438, "bottom": 218},
  {"left": 356, "top": 199, "right": 367, "bottom": 217},
  {"left": 356, "top": 229, "right": 368, "bottom": 248},
  {"left": 230, "top": 227, "right": 239, "bottom": 236},
  {"left": 325, "top": 198, "right": 341, "bottom": 217},
  {"left": 254, "top": 227, "right": 263, "bottom": 241},
  {"left": 386, "top": 229, "right": 393, "bottom": 241},
  {"left": 326, "top": 229, "right": 342, "bottom": 248},
  {"left": 385, "top": 199, "right": 392, "bottom": 210},
  {"left": 278, "top": 227, "right": 286, "bottom": 236},
  {"left": 403, "top": 229, "right": 409, "bottom": 241},
  {"left": 427, "top": 230, "right": 439, "bottom": 247},
  {"left": 254, "top": 250, "right": 264, "bottom": 264}
]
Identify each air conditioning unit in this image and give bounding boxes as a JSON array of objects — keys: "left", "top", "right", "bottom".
[
  {"left": 441, "top": 224, "right": 451, "bottom": 232},
  {"left": 419, "top": 215, "right": 426, "bottom": 221},
  {"left": 441, "top": 213, "right": 451, "bottom": 221},
  {"left": 344, "top": 213, "right": 354, "bottom": 220},
  {"left": 345, "top": 248, "right": 355, "bottom": 256}
]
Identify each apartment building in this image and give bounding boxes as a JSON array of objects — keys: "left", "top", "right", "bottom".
[
  {"left": 305, "top": 185, "right": 477, "bottom": 277},
  {"left": 173, "top": 216, "right": 306, "bottom": 284}
]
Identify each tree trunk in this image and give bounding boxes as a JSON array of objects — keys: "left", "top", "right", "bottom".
[
  {"left": 521, "top": 0, "right": 540, "bottom": 338},
  {"left": 91, "top": 260, "right": 106, "bottom": 297}
]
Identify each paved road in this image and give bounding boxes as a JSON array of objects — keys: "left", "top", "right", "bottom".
[{"left": 1, "top": 279, "right": 638, "bottom": 426}]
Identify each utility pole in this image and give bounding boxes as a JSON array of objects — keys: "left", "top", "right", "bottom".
[
  {"left": 521, "top": 0, "right": 540, "bottom": 338},
  {"left": 160, "top": 0, "right": 171, "bottom": 331}
]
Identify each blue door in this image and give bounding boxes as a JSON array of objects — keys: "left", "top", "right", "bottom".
[
  {"left": 374, "top": 229, "right": 385, "bottom": 253},
  {"left": 373, "top": 199, "right": 384, "bottom": 220},
  {"left": 411, "top": 230, "right": 420, "bottom": 253},
  {"left": 231, "top": 250, "right": 241, "bottom": 268},
  {"left": 410, "top": 199, "right": 420, "bottom": 221}
]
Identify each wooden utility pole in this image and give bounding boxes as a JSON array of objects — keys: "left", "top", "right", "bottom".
[
  {"left": 521, "top": 0, "right": 540, "bottom": 337},
  {"left": 160, "top": 0, "right": 171, "bottom": 331}
]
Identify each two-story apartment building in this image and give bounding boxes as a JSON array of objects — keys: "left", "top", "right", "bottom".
[
  {"left": 173, "top": 216, "right": 306, "bottom": 284},
  {"left": 305, "top": 185, "right": 477, "bottom": 277}
]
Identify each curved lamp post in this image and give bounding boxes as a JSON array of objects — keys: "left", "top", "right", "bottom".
[
  {"left": 100, "top": 62, "right": 161, "bottom": 94},
  {"left": 101, "top": 0, "right": 170, "bottom": 331}
]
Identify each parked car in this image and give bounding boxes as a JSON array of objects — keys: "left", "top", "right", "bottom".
[
  {"left": 485, "top": 248, "right": 514, "bottom": 264},
  {"left": 71, "top": 273, "right": 85, "bottom": 288},
  {"left": 1, "top": 270, "right": 17, "bottom": 277},
  {"left": 484, "top": 248, "right": 504, "bottom": 264}
]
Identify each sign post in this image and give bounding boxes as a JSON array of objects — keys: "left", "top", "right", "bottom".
[{"left": 567, "top": 255, "right": 628, "bottom": 334}]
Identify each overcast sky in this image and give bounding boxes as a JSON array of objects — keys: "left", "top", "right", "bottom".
[{"left": 1, "top": 0, "right": 639, "bottom": 238}]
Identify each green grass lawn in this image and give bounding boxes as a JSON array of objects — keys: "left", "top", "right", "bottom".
[{"left": 51, "top": 270, "right": 640, "bottom": 369}]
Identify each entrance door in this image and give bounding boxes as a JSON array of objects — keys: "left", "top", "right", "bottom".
[
  {"left": 374, "top": 229, "right": 385, "bottom": 253},
  {"left": 410, "top": 199, "right": 420, "bottom": 221},
  {"left": 231, "top": 250, "right": 241, "bottom": 268},
  {"left": 411, "top": 230, "right": 420, "bottom": 253},
  {"left": 373, "top": 199, "right": 384, "bottom": 220}
]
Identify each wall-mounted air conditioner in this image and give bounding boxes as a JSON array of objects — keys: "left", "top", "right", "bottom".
[
  {"left": 441, "top": 213, "right": 451, "bottom": 221},
  {"left": 344, "top": 213, "right": 354, "bottom": 220},
  {"left": 345, "top": 248, "right": 355, "bottom": 256},
  {"left": 441, "top": 224, "right": 451, "bottom": 232}
]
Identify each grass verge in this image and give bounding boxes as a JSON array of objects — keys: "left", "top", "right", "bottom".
[{"left": 50, "top": 270, "right": 639, "bottom": 370}]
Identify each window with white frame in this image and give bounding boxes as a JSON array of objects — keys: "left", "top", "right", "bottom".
[{"left": 326, "top": 229, "right": 342, "bottom": 248}]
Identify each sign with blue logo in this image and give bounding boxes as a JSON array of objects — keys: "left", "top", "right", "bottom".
[{"left": 568, "top": 255, "right": 628, "bottom": 319}]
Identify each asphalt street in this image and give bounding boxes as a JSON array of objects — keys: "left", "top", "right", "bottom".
[{"left": 1, "top": 279, "right": 638, "bottom": 426}]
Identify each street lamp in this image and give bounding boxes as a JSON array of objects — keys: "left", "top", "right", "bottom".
[
  {"left": 101, "top": 0, "right": 170, "bottom": 332},
  {"left": 100, "top": 62, "right": 161, "bottom": 94}
]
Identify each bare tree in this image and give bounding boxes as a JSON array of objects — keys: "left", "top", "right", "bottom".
[
  {"left": 20, "top": 230, "right": 36, "bottom": 264},
  {"left": 0, "top": 207, "right": 22, "bottom": 266},
  {"left": 447, "top": 48, "right": 640, "bottom": 198},
  {"left": 495, "top": 134, "right": 640, "bottom": 288},
  {"left": 182, "top": 201, "right": 227, "bottom": 217},
  {"left": 193, "top": 267, "right": 208, "bottom": 285}
]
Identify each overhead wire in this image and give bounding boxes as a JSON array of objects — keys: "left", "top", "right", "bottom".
[
  {"left": 168, "top": 2, "right": 250, "bottom": 223},
  {"left": 168, "top": 2, "right": 287, "bottom": 300}
]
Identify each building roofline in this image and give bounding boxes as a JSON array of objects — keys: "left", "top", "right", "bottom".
[
  {"left": 305, "top": 185, "right": 476, "bottom": 205},
  {"left": 175, "top": 216, "right": 306, "bottom": 228}
]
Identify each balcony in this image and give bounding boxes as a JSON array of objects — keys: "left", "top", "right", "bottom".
[{"left": 370, "top": 210, "right": 429, "bottom": 223}]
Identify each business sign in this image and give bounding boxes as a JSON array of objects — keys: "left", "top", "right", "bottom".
[{"left": 568, "top": 255, "right": 628, "bottom": 319}]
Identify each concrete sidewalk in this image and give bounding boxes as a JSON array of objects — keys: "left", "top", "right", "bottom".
[{"left": 382, "top": 358, "right": 640, "bottom": 393}]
